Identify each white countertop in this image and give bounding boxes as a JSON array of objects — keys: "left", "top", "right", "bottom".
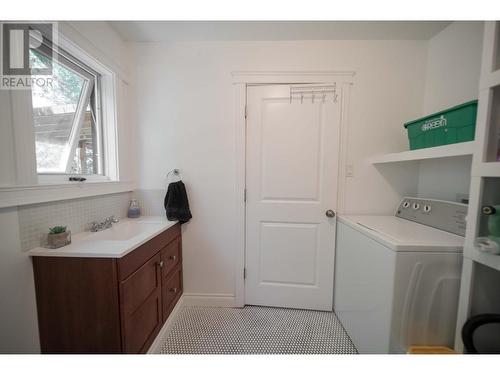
[
  {"left": 28, "top": 216, "right": 178, "bottom": 258},
  {"left": 338, "top": 215, "right": 464, "bottom": 252}
]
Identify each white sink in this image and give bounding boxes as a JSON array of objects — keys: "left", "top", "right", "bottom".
[
  {"left": 83, "top": 221, "right": 165, "bottom": 242},
  {"left": 28, "top": 217, "right": 178, "bottom": 258}
]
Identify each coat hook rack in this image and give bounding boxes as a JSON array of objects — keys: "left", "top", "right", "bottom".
[{"left": 289, "top": 84, "right": 338, "bottom": 104}]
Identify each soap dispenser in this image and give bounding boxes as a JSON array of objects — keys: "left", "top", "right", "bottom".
[{"left": 128, "top": 199, "right": 141, "bottom": 218}]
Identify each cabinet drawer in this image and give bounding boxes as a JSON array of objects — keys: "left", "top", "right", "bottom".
[
  {"left": 120, "top": 254, "right": 162, "bottom": 353},
  {"left": 162, "top": 267, "right": 182, "bottom": 320},
  {"left": 161, "top": 236, "right": 182, "bottom": 277},
  {"left": 118, "top": 223, "right": 180, "bottom": 280}
]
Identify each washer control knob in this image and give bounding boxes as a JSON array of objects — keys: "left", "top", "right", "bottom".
[
  {"left": 423, "top": 205, "right": 432, "bottom": 213},
  {"left": 402, "top": 201, "right": 410, "bottom": 209},
  {"left": 412, "top": 202, "right": 420, "bottom": 210}
]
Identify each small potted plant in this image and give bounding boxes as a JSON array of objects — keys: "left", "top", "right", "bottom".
[{"left": 47, "top": 226, "right": 71, "bottom": 249}]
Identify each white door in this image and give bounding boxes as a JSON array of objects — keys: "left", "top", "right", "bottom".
[{"left": 245, "top": 84, "right": 341, "bottom": 311}]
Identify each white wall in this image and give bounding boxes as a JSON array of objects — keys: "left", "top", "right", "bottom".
[
  {"left": 0, "top": 21, "right": 134, "bottom": 353},
  {"left": 417, "top": 22, "right": 483, "bottom": 202},
  {"left": 423, "top": 22, "right": 483, "bottom": 114},
  {"left": 0, "top": 208, "right": 39, "bottom": 353},
  {"left": 417, "top": 156, "right": 472, "bottom": 202},
  {"left": 130, "top": 40, "right": 428, "bottom": 300},
  {"left": 0, "top": 91, "right": 16, "bottom": 186}
]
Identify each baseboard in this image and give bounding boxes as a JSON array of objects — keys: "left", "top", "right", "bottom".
[
  {"left": 147, "top": 295, "right": 185, "bottom": 354},
  {"left": 182, "top": 293, "right": 237, "bottom": 307}
]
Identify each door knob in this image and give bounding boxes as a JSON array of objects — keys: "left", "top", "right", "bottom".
[{"left": 326, "top": 209, "right": 336, "bottom": 218}]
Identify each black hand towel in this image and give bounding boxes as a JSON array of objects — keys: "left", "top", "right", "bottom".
[{"left": 164, "top": 181, "right": 192, "bottom": 223}]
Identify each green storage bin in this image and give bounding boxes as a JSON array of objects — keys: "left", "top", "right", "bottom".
[{"left": 404, "top": 100, "right": 478, "bottom": 150}]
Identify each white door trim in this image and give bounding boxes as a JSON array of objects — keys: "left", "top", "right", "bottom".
[
  {"left": 232, "top": 70, "right": 355, "bottom": 85},
  {"left": 232, "top": 71, "right": 355, "bottom": 307}
]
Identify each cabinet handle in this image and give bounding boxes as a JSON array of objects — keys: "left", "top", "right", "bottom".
[
  {"left": 157, "top": 261, "right": 164, "bottom": 268},
  {"left": 169, "top": 287, "right": 177, "bottom": 293},
  {"left": 169, "top": 255, "right": 177, "bottom": 261}
]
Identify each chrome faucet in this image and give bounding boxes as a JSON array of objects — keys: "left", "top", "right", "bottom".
[{"left": 89, "top": 215, "right": 119, "bottom": 232}]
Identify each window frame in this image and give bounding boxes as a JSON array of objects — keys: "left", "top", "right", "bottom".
[
  {"left": 32, "top": 32, "right": 119, "bottom": 184},
  {"left": 0, "top": 23, "right": 131, "bottom": 208},
  {"left": 32, "top": 39, "right": 104, "bottom": 179}
]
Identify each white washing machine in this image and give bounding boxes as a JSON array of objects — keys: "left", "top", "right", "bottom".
[{"left": 334, "top": 197, "right": 467, "bottom": 354}]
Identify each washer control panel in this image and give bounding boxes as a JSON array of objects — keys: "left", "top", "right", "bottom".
[{"left": 395, "top": 197, "right": 467, "bottom": 236}]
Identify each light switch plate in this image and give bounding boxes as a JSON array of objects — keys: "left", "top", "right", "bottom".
[{"left": 345, "top": 164, "right": 354, "bottom": 177}]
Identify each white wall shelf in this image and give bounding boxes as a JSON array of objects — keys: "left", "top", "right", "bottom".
[
  {"left": 466, "top": 249, "right": 500, "bottom": 273},
  {"left": 480, "top": 69, "right": 500, "bottom": 90},
  {"left": 369, "top": 141, "right": 475, "bottom": 165},
  {"left": 472, "top": 161, "right": 500, "bottom": 177}
]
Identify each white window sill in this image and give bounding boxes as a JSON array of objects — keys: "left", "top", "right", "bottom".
[
  {"left": 37, "top": 174, "right": 111, "bottom": 184},
  {"left": 0, "top": 180, "right": 135, "bottom": 208}
]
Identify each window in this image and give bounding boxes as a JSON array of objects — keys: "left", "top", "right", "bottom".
[
  {"left": 0, "top": 24, "right": 128, "bottom": 207},
  {"left": 30, "top": 41, "right": 104, "bottom": 176}
]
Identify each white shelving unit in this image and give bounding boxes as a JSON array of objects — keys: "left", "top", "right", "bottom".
[
  {"left": 472, "top": 162, "right": 500, "bottom": 177},
  {"left": 480, "top": 68, "right": 500, "bottom": 90},
  {"left": 369, "top": 141, "right": 475, "bottom": 164},
  {"left": 468, "top": 250, "right": 500, "bottom": 273},
  {"left": 454, "top": 21, "right": 500, "bottom": 352}
]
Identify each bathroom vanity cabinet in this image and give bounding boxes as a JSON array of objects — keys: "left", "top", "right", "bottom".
[{"left": 31, "top": 222, "right": 182, "bottom": 354}]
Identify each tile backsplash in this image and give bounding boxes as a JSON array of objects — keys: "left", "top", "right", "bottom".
[{"left": 18, "top": 192, "right": 132, "bottom": 251}]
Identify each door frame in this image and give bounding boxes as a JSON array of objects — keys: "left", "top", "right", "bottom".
[{"left": 232, "top": 71, "right": 355, "bottom": 307}]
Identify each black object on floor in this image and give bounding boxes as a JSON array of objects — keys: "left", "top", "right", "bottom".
[
  {"left": 164, "top": 181, "right": 192, "bottom": 223},
  {"left": 462, "top": 313, "right": 500, "bottom": 353}
]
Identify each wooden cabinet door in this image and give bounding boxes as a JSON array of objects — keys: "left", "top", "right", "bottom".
[
  {"left": 33, "top": 257, "right": 122, "bottom": 353},
  {"left": 120, "top": 253, "right": 162, "bottom": 353}
]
